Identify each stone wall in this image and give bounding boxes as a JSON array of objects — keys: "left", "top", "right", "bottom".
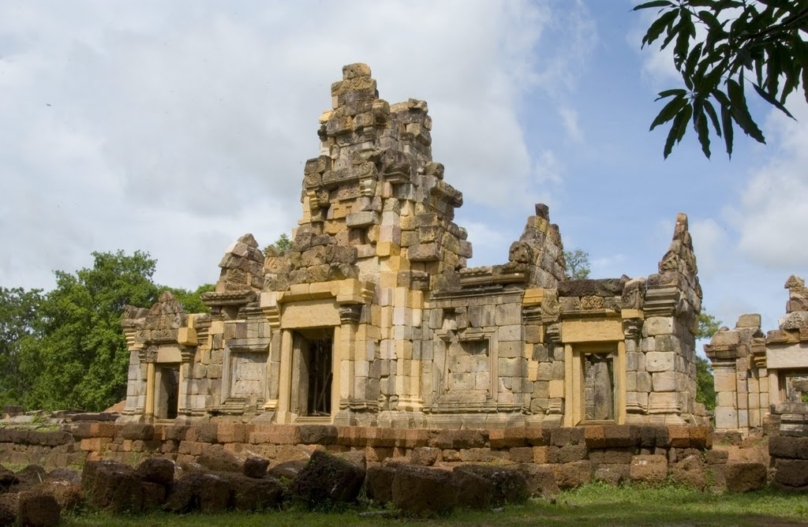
[
  {"left": 706, "top": 275, "right": 808, "bottom": 434},
  {"left": 0, "top": 423, "right": 714, "bottom": 480}
]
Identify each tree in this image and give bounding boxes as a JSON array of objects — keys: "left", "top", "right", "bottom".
[
  {"left": 564, "top": 249, "right": 591, "bottom": 279},
  {"left": 162, "top": 283, "right": 215, "bottom": 314},
  {"left": 265, "top": 233, "right": 292, "bottom": 255},
  {"left": 636, "top": 0, "right": 808, "bottom": 158},
  {"left": 20, "top": 251, "right": 160, "bottom": 412},
  {"left": 695, "top": 307, "right": 721, "bottom": 412},
  {"left": 0, "top": 287, "right": 43, "bottom": 405}
]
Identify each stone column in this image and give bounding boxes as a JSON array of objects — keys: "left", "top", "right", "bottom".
[
  {"left": 276, "top": 329, "right": 294, "bottom": 424},
  {"left": 335, "top": 304, "right": 360, "bottom": 426},
  {"left": 144, "top": 347, "right": 156, "bottom": 419}
]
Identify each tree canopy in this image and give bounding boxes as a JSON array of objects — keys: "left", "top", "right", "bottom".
[
  {"left": 636, "top": 0, "right": 808, "bottom": 158},
  {"left": 564, "top": 249, "right": 592, "bottom": 280},
  {"left": 0, "top": 250, "right": 214, "bottom": 412}
]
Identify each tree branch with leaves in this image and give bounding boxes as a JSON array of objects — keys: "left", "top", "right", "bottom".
[{"left": 636, "top": 0, "right": 808, "bottom": 158}]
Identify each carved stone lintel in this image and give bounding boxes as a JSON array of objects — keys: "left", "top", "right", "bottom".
[
  {"left": 643, "top": 287, "right": 680, "bottom": 317},
  {"left": 142, "top": 345, "right": 158, "bottom": 363},
  {"left": 339, "top": 304, "right": 363, "bottom": 325}
]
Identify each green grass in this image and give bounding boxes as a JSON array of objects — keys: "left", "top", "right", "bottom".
[{"left": 62, "top": 484, "right": 808, "bottom": 527}]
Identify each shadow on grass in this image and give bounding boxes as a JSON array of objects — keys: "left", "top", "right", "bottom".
[{"left": 62, "top": 484, "right": 808, "bottom": 527}]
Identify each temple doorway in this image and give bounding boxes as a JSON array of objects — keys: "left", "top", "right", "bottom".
[
  {"left": 156, "top": 365, "right": 179, "bottom": 419},
  {"left": 291, "top": 329, "right": 334, "bottom": 418}
]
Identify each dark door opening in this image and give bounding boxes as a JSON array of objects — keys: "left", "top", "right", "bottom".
[
  {"left": 158, "top": 366, "right": 179, "bottom": 419},
  {"left": 305, "top": 338, "right": 333, "bottom": 416}
]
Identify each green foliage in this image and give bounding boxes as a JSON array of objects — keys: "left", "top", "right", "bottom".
[
  {"left": 564, "top": 249, "right": 591, "bottom": 279},
  {"left": 265, "top": 233, "right": 292, "bottom": 255},
  {"left": 20, "top": 251, "right": 161, "bottom": 412},
  {"left": 162, "top": 283, "right": 215, "bottom": 314},
  {"left": 697, "top": 310, "right": 721, "bottom": 339},
  {"left": 0, "top": 287, "right": 43, "bottom": 405},
  {"left": 696, "top": 355, "right": 717, "bottom": 411},
  {"left": 636, "top": 0, "right": 808, "bottom": 158}
]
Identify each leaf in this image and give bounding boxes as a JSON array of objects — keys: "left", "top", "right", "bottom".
[
  {"left": 727, "top": 77, "right": 766, "bottom": 143},
  {"left": 655, "top": 88, "right": 688, "bottom": 100},
  {"left": 663, "top": 104, "right": 693, "bottom": 158},
  {"left": 642, "top": 9, "right": 680, "bottom": 47},
  {"left": 720, "top": 96, "right": 734, "bottom": 157},
  {"left": 650, "top": 95, "right": 689, "bottom": 131},
  {"left": 703, "top": 99, "right": 722, "bottom": 137},
  {"left": 752, "top": 82, "right": 795, "bottom": 118},
  {"left": 633, "top": 0, "right": 675, "bottom": 11},
  {"left": 695, "top": 110, "right": 712, "bottom": 158}
]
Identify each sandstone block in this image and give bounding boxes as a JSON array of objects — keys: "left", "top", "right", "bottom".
[
  {"left": 454, "top": 465, "right": 528, "bottom": 506},
  {"left": 289, "top": 451, "right": 365, "bottom": 508},
  {"left": 452, "top": 469, "right": 493, "bottom": 510},
  {"left": 366, "top": 465, "right": 396, "bottom": 505},
  {"left": 629, "top": 455, "right": 667, "bottom": 485},
  {"left": 774, "top": 459, "right": 808, "bottom": 488},
  {"left": 551, "top": 461, "right": 592, "bottom": 489},
  {"left": 393, "top": 465, "right": 457, "bottom": 517},
  {"left": 646, "top": 352, "right": 675, "bottom": 372},
  {"left": 723, "top": 462, "right": 766, "bottom": 492}
]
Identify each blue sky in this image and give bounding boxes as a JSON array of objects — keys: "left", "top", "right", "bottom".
[{"left": 0, "top": 0, "right": 805, "bottom": 338}]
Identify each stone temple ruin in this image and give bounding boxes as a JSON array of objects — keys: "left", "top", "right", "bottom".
[
  {"left": 121, "top": 64, "right": 707, "bottom": 429},
  {"left": 706, "top": 275, "right": 808, "bottom": 434}
]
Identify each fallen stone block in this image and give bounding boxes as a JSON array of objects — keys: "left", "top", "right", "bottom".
[
  {"left": 366, "top": 465, "right": 396, "bottom": 505},
  {"left": 392, "top": 465, "right": 457, "bottom": 517},
  {"left": 243, "top": 456, "right": 269, "bottom": 479},
  {"left": 35, "top": 480, "right": 83, "bottom": 511},
  {"left": 81, "top": 460, "right": 142, "bottom": 513},
  {"left": 136, "top": 457, "right": 175, "bottom": 488},
  {"left": 594, "top": 465, "right": 628, "bottom": 486},
  {"left": 410, "top": 447, "right": 439, "bottom": 466},
  {"left": 166, "top": 472, "right": 231, "bottom": 513},
  {"left": 723, "top": 462, "right": 766, "bottom": 493},
  {"left": 198, "top": 445, "right": 242, "bottom": 473},
  {"left": 452, "top": 469, "right": 493, "bottom": 510},
  {"left": 140, "top": 481, "right": 167, "bottom": 511},
  {"left": 518, "top": 464, "right": 560, "bottom": 499},
  {"left": 453, "top": 465, "right": 528, "bottom": 506},
  {"left": 671, "top": 455, "right": 706, "bottom": 490},
  {"left": 222, "top": 473, "right": 283, "bottom": 511},
  {"left": 17, "top": 491, "right": 61, "bottom": 527},
  {"left": 288, "top": 450, "right": 365, "bottom": 508},
  {"left": 268, "top": 459, "right": 308, "bottom": 480}
]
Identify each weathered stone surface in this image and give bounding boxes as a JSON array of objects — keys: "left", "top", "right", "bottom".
[
  {"left": 136, "top": 457, "right": 175, "bottom": 487},
  {"left": 671, "top": 455, "right": 706, "bottom": 490},
  {"left": 17, "top": 491, "right": 61, "bottom": 527},
  {"left": 223, "top": 473, "right": 283, "bottom": 511},
  {"left": 0, "top": 494, "right": 17, "bottom": 526},
  {"left": 552, "top": 461, "right": 593, "bottom": 490},
  {"left": 82, "top": 461, "right": 143, "bottom": 513},
  {"left": 517, "top": 464, "right": 559, "bottom": 500},
  {"left": 366, "top": 465, "right": 397, "bottom": 505},
  {"left": 723, "top": 463, "right": 766, "bottom": 493},
  {"left": 452, "top": 469, "right": 493, "bottom": 510},
  {"left": 289, "top": 451, "right": 365, "bottom": 508},
  {"left": 410, "top": 447, "right": 440, "bottom": 466},
  {"left": 453, "top": 465, "right": 528, "bottom": 506},
  {"left": 774, "top": 459, "right": 808, "bottom": 488},
  {"left": 629, "top": 455, "right": 668, "bottom": 485},
  {"left": 166, "top": 472, "right": 231, "bottom": 513},
  {"left": 268, "top": 460, "right": 308, "bottom": 480},
  {"left": 198, "top": 445, "right": 242, "bottom": 473},
  {"left": 140, "top": 481, "right": 167, "bottom": 511},
  {"left": 36, "top": 480, "right": 83, "bottom": 511},
  {"left": 243, "top": 456, "right": 270, "bottom": 479},
  {"left": 392, "top": 465, "right": 457, "bottom": 517},
  {"left": 594, "top": 465, "right": 628, "bottom": 486}
]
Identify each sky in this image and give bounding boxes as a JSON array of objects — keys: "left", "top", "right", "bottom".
[{"left": 0, "top": 0, "right": 805, "bottom": 339}]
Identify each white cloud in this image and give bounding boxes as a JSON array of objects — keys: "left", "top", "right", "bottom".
[
  {"left": 690, "top": 218, "right": 732, "bottom": 281},
  {"left": 728, "top": 101, "right": 808, "bottom": 269},
  {"left": 0, "top": 0, "right": 595, "bottom": 290},
  {"left": 558, "top": 106, "right": 584, "bottom": 143}
]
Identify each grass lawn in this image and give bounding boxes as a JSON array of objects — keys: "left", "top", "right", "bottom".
[{"left": 63, "top": 484, "right": 808, "bottom": 527}]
